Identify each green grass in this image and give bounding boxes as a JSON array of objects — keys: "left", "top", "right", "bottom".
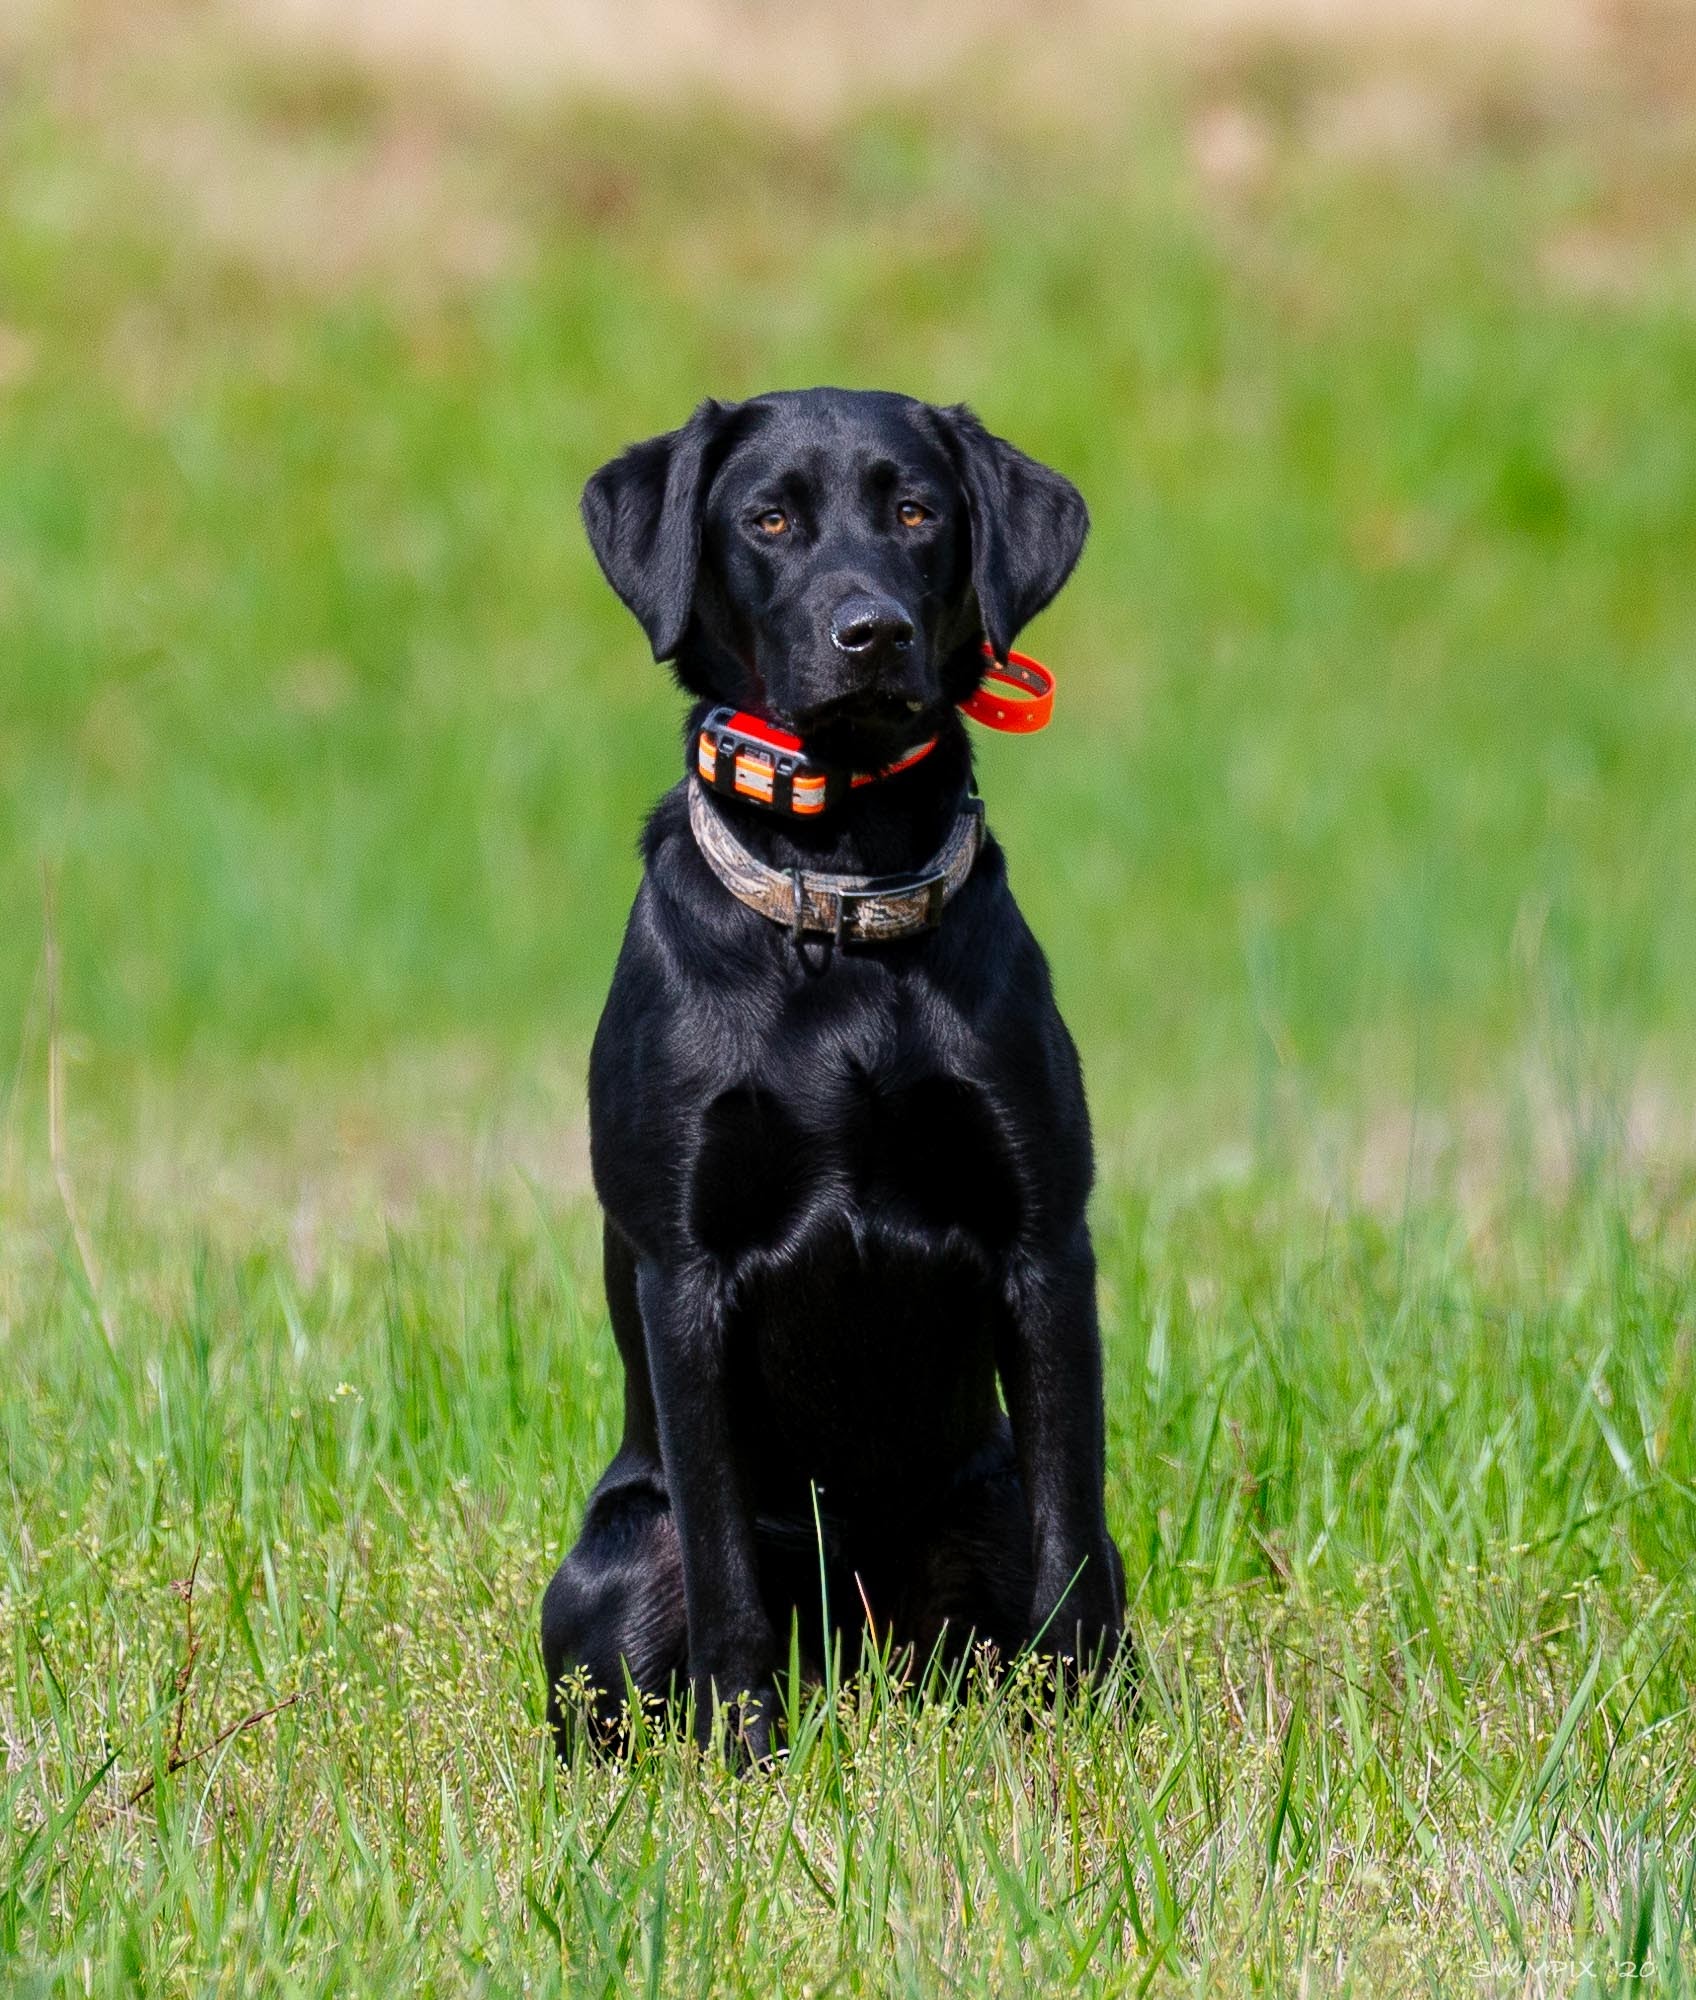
[
  {"left": 6, "top": 1184, "right": 1696, "bottom": 1993},
  {"left": 4, "top": 17, "right": 1696, "bottom": 1994},
  {"left": 4, "top": 36, "right": 1695, "bottom": 1123}
]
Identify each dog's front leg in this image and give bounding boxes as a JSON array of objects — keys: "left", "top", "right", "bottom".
[
  {"left": 999, "top": 1229, "right": 1126, "bottom": 1675},
  {"left": 636, "top": 1259, "right": 777, "bottom": 1763}
]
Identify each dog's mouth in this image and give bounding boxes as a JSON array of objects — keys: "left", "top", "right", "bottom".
[{"left": 785, "top": 687, "right": 940, "bottom": 759}]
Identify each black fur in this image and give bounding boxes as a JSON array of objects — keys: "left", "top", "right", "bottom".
[{"left": 543, "top": 388, "right": 1124, "bottom": 1762}]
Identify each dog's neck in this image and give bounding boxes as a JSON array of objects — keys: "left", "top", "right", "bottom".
[{"left": 683, "top": 703, "right": 976, "bottom": 877}]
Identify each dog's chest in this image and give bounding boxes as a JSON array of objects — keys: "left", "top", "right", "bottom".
[
  {"left": 687, "top": 1053, "right": 1021, "bottom": 1262},
  {"left": 688, "top": 1046, "right": 1020, "bottom": 1497}
]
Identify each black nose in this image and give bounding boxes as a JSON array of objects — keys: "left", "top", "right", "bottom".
[{"left": 830, "top": 595, "right": 914, "bottom": 655}]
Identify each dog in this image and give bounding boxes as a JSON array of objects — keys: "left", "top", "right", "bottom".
[{"left": 542, "top": 388, "right": 1125, "bottom": 1761}]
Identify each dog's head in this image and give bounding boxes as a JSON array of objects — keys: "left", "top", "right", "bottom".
[{"left": 582, "top": 388, "right": 1088, "bottom": 767}]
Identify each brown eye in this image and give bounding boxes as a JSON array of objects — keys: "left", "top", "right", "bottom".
[
  {"left": 897, "top": 500, "right": 930, "bottom": 527},
  {"left": 755, "top": 509, "right": 789, "bottom": 535}
]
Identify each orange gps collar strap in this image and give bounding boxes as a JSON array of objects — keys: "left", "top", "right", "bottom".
[
  {"left": 960, "top": 648, "right": 1055, "bottom": 732},
  {"left": 694, "top": 644, "right": 1056, "bottom": 819}
]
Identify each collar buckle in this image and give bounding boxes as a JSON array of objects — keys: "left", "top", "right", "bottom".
[
  {"left": 687, "top": 781, "right": 983, "bottom": 947},
  {"left": 792, "top": 849, "right": 959, "bottom": 943}
]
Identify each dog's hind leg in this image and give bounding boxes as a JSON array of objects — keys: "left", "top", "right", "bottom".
[
  {"left": 866, "top": 1429, "right": 1035, "bottom": 1687},
  {"left": 541, "top": 1462, "right": 686, "bottom": 1754}
]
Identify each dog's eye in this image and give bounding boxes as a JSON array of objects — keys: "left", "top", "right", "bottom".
[
  {"left": 897, "top": 501, "right": 931, "bottom": 528},
  {"left": 754, "top": 509, "right": 789, "bottom": 536}
]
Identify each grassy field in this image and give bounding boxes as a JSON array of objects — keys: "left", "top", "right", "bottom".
[{"left": 4, "top": 11, "right": 1696, "bottom": 1993}]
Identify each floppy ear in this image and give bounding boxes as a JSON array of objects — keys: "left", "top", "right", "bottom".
[
  {"left": 580, "top": 399, "right": 735, "bottom": 661},
  {"left": 936, "top": 405, "right": 1090, "bottom": 664}
]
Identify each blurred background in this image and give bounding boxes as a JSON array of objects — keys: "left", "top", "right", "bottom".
[{"left": 2, "top": 0, "right": 1694, "bottom": 1237}]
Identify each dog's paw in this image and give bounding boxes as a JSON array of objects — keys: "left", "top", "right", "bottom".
[
  {"left": 1021, "top": 1624, "right": 1134, "bottom": 1717},
  {"left": 691, "top": 1671, "right": 783, "bottom": 1770},
  {"left": 1028, "top": 1547, "right": 1129, "bottom": 1691}
]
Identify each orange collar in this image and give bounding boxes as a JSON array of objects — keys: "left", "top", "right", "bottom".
[
  {"left": 959, "top": 647, "right": 1056, "bottom": 732},
  {"left": 695, "top": 647, "right": 1054, "bottom": 818}
]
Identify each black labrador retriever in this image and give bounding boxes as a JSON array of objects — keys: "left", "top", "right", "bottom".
[{"left": 542, "top": 387, "right": 1124, "bottom": 1761}]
